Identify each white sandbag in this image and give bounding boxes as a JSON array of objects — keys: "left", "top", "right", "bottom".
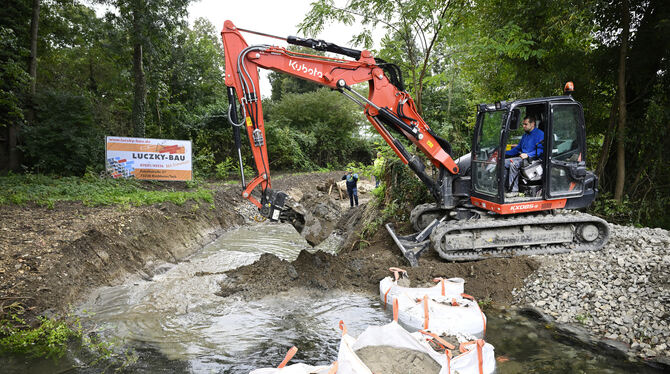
[
  {"left": 335, "top": 317, "right": 449, "bottom": 374},
  {"left": 379, "top": 269, "right": 487, "bottom": 338},
  {"left": 335, "top": 302, "right": 495, "bottom": 374},
  {"left": 449, "top": 340, "right": 496, "bottom": 374},
  {"left": 250, "top": 346, "right": 334, "bottom": 374},
  {"left": 380, "top": 269, "right": 465, "bottom": 300},
  {"left": 411, "top": 331, "right": 496, "bottom": 374}
]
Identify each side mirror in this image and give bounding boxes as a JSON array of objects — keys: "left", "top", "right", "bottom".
[{"left": 509, "top": 109, "right": 521, "bottom": 130}]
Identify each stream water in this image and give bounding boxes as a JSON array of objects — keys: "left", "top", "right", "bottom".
[{"left": 3, "top": 223, "right": 665, "bottom": 373}]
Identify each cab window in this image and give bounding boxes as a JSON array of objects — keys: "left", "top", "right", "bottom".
[
  {"left": 549, "top": 104, "right": 584, "bottom": 195},
  {"left": 473, "top": 111, "right": 503, "bottom": 196}
]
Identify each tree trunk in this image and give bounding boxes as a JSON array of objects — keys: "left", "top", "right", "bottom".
[
  {"left": 132, "top": 3, "right": 146, "bottom": 138},
  {"left": 29, "top": 0, "right": 40, "bottom": 95},
  {"left": 155, "top": 96, "right": 162, "bottom": 136},
  {"left": 614, "top": 0, "right": 629, "bottom": 202},
  {"left": 9, "top": 0, "right": 40, "bottom": 171},
  {"left": 595, "top": 98, "right": 618, "bottom": 181}
]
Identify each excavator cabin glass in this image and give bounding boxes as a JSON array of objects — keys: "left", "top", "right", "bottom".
[
  {"left": 547, "top": 103, "right": 586, "bottom": 197},
  {"left": 473, "top": 110, "right": 504, "bottom": 196}
]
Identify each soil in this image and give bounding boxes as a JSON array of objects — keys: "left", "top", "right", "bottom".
[
  {"left": 355, "top": 345, "right": 441, "bottom": 374},
  {"left": 0, "top": 171, "right": 537, "bottom": 326}
]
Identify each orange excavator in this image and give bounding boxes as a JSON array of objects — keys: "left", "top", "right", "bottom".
[{"left": 221, "top": 21, "right": 609, "bottom": 265}]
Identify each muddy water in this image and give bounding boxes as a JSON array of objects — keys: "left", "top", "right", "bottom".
[{"left": 4, "top": 223, "right": 665, "bottom": 373}]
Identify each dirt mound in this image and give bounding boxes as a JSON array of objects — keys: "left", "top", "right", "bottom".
[
  {"left": 356, "top": 345, "right": 441, "bottom": 373},
  {"left": 219, "top": 204, "right": 538, "bottom": 304}
]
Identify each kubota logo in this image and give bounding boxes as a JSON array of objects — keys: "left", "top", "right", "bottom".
[
  {"left": 509, "top": 203, "right": 538, "bottom": 211},
  {"left": 288, "top": 60, "right": 323, "bottom": 78}
]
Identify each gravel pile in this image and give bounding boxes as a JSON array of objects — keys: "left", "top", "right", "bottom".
[{"left": 512, "top": 224, "right": 670, "bottom": 360}]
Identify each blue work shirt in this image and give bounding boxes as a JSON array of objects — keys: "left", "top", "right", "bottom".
[{"left": 505, "top": 128, "right": 544, "bottom": 158}]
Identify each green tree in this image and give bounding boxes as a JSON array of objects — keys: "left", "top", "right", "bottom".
[
  {"left": 300, "top": 0, "right": 465, "bottom": 114},
  {"left": 0, "top": 1, "right": 32, "bottom": 172},
  {"left": 96, "top": 0, "right": 192, "bottom": 137},
  {"left": 265, "top": 88, "right": 372, "bottom": 169},
  {"left": 21, "top": 91, "right": 102, "bottom": 175}
]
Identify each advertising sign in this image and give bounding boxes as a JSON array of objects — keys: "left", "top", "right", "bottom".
[{"left": 105, "top": 136, "right": 192, "bottom": 181}]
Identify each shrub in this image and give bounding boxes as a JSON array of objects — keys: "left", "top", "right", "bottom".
[{"left": 21, "top": 92, "right": 103, "bottom": 175}]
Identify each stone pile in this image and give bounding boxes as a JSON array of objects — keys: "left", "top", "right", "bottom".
[{"left": 512, "top": 224, "right": 670, "bottom": 361}]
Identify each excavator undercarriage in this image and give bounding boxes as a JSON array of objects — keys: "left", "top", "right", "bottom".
[{"left": 388, "top": 205, "right": 610, "bottom": 264}]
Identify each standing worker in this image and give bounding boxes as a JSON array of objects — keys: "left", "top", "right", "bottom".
[{"left": 342, "top": 170, "right": 359, "bottom": 207}]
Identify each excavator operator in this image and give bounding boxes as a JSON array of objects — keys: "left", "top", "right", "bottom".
[{"left": 505, "top": 115, "right": 544, "bottom": 195}]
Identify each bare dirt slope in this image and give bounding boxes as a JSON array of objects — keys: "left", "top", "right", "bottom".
[
  {"left": 0, "top": 187, "right": 245, "bottom": 322},
  {"left": 0, "top": 171, "right": 536, "bottom": 325}
]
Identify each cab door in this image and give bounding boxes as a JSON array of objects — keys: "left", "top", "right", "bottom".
[{"left": 546, "top": 102, "right": 587, "bottom": 198}]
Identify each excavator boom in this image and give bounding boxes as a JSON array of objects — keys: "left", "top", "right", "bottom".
[{"left": 221, "top": 20, "right": 458, "bottom": 216}]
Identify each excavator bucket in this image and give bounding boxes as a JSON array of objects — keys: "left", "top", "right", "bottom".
[{"left": 385, "top": 218, "right": 443, "bottom": 267}]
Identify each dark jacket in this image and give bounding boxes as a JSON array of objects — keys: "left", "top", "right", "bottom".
[{"left": 342, "top": 173, "right": 358, "bottom": 189}]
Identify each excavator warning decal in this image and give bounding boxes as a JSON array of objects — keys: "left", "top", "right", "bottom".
[
  {"left": 246, "top": 117, "right": 253, "bottom": 127},
  {"left": 427, "top": 140, "right": 434, "bottom": 148}
]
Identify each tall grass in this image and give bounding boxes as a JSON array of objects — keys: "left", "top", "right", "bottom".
[{"left": 0, "top": 174, "right": 213, "bottom": 208}]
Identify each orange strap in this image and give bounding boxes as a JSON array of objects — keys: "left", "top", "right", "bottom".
[
  {"left": 277, "top": 346, "right": 298, "bottom": 368},
  {"left": 419, "top": 329, "right": 456, "bottom": 350},
  {"left": 393, "top": 298, "right": 399, "bottom": 322},
  {"left": 459, "top": 340, "right": 474, "bottom": 353},
  {"left": 389, "top": 267, "right": 407, "bottom": 282},
  {"left": 461, "top": 293, "right": 487, "bottom": 336},
  {"left": 432, "top": 277, "right": 446, "bottom": 296},
  {"left": 339, "top": 320, "right": 348, "bottom": 336},
  {"left": 477, "top": 339, "right": 485, "bottom": 374},
  {"left": 384, "top": 287, "right": 392, "bottom": 310},
  {"left": 423, "top": 295, "right": 430, "bottom": 330},
  {"left": 327, "top": 361, "right": 338, "bottom": 374},
  {"left": 476, "top": 300, "right": 487, "bottom": 337},
  {"left": 446, "top": 350, "right": 452, "bottom": 373},
  {"left": 458, "top": 340, "right": 486, "bottom": 374}
]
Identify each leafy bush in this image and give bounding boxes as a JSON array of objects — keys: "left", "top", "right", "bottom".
[
  {"left": 265, "top": 122, "right": 316, "bottom": 170},
  {"left": 21, "top": 92, "right": 103, "bottom": 175},
  {"left": 589, "top": 191, "right": 670, "bottom": 229},
  {"left": 0, "top": 27, "right": 29, "bottom": 129},
  {"left": 0, "top": 304, "right": 80, "bottom": 359},
  {"left": 215, "top": 156, "right": 255, "bottom": 181},
  {"left": 265, "top": 88, "right": 373, "bottom": 168}
]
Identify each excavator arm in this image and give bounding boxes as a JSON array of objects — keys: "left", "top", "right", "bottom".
[{"left": 221, "top": 20, "right": 459, "bottom": 219}]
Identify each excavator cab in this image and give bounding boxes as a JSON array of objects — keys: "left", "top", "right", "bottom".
[{"left": 470, "top": 95, "right": 598, "bottom": 214}]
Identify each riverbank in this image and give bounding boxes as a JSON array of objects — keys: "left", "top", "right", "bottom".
[{"left": 512, "top": 224, "right": 670, "bottom": 364}]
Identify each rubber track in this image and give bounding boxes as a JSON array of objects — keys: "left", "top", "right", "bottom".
[
  {"left": 430, "top": 211, "right": 610, "bottom": 261},
  {"left": 410, "top": 203, "right": 444, "bottom": 231}
]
